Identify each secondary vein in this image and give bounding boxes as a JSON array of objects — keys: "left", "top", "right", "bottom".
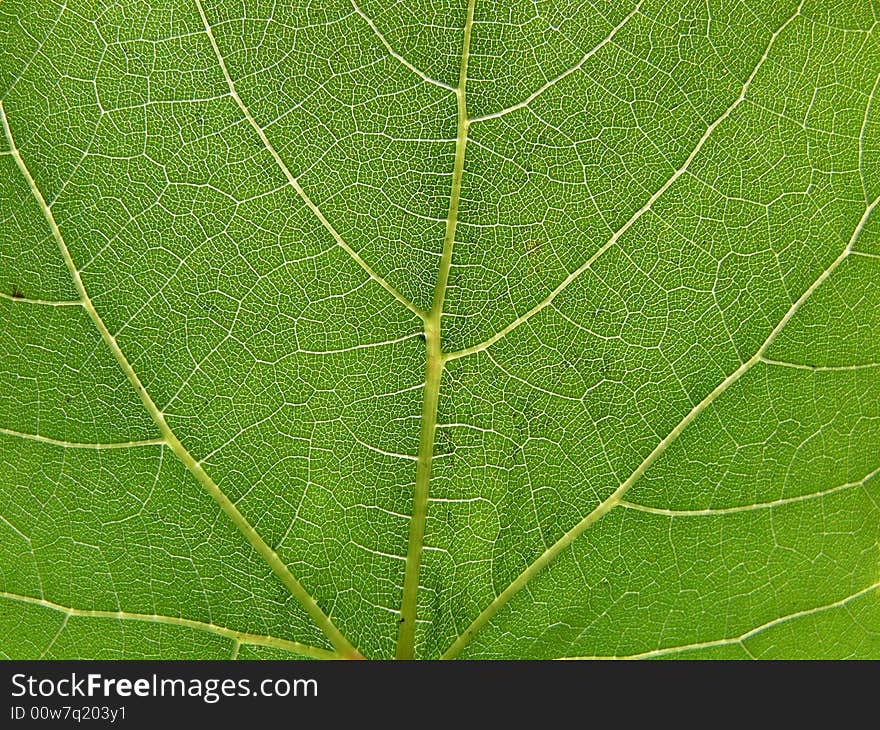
[
  {"left": 440, "top": 193, "right": 877, "bottom": 659},
  {"left": 350, "top": 0, "right": 458, "bottom": 92},
  {"left": 443, "top": 1, "right": 806, "bottom": 365},
  {"left": 555, "top": 580, "right": 880, "bottom": 660},
  {"left": 0, "top": 428, "right": 165, "bottom": 450},
  {"left": 395, "top": 0, "right": 476, "bottom": 661},
  {"left": 194, "top": 0, "right": 425, "bottom": 321},
  {"left": 0, "top": 99, "right": 362, "bottom": 660},
  {"left": 0, "top": 592, "right": 340, "bottom": 661}
]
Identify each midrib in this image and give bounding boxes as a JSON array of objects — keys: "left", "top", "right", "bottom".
[{"left": 395, "top": 0, "right": 476, "bottom": 660}]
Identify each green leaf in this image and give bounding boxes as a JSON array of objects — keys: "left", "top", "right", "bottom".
[{"left": 1, "top": 0, "right": 878, "bottom": 660}]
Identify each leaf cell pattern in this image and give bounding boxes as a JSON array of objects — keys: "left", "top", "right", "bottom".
[{"left": 1, "top": 0, "right": 878, "bottom": 660}]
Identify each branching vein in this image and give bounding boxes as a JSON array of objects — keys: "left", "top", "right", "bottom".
[
  {"left": 2, "top": 0, "right": 875, "bottom": 664},
  {"left": 395, "top": 0, "right": 476, "bottom": 661},
  {"left": 442, "top": 192, "right": 878, "bottom": 659},
  {"left": 350, "top": 0, "right": 457, "bottom": 93},
  {"left": 555, "top": 580, "right": 880, "bottom": 660},
  {"left": 0, "top": 99, "right": 362, "bottom": 660},
  {"left": 618, "top": 464, "right": 880, "bottom": 516},
  {"left": 468, "top": 3, "right": 643, "bottom": 124},
  {"left": 444, "top": 2, "right": 805, "bottom": 363},
  {"left": 194, "top": 0, "right": 425, "bottom": 321},
  {"left": 0, "top": 592, "right": 340, "bottom": 661},
  {"left": 0, "top": 292, "right": 83, "bottom": 306},
  {"left": 0, "top": 428, "right": 165, "bottom": 450}
]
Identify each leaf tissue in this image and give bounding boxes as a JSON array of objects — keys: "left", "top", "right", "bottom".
[{"left": 1, "top": 0, "right": 878, "bottom": 660}]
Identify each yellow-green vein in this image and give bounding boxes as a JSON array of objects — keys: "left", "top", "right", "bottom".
[
  {"left": 0, "top": 99, "right": 362, "bottom": 660},
  {"left": 396, "top": 0, "right": 476, "bottom": 660},
  {"left": 442, "top": 193, "right": 878, "bottom": 660},
  {"left": 0, "top": 592, "right": 340, "bottom": 661}
]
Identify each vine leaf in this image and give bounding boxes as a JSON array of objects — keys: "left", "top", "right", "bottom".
[{"left": 1, "top": 0, "right": 878, "bottom": 660}]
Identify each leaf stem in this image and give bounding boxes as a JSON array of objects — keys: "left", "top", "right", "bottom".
[{"left": 396, "top": 0, "right": 475, "bottom": 660}]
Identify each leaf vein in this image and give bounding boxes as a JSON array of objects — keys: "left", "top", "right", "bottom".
[
  {"left": 0, "top": 428, "right": 166, "bottom": 450},
  {"left": 0, "top": 592, "right": 339, "bottom": 661},
  {"left": 0, "top": 98, "right": 362, "bottom": 660},
  {"left": 350, "top": 1, "right": 457, "bottom": 93},
  {"left": 618, "top": 463, "right": 880, "bottom": 516},
  {"left": 469, "top": 3, "right": 643, "bottom": 124},
  {"left": 441, "top": 193, "right": 878, "bottom": 658},
  {"left": 193, "top": 0, "right": 425, "bottom": 321},
  {"left": 396, "top": 0, "right": 476, "bottom": 660},
  {"left": 444, "top": 2, "right": 806, "bottom": 364},
  {"left": 555, "top": 580, "right": 880, "bottom": 660}
]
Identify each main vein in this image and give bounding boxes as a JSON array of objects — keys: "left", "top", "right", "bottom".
[
  {"left": 395, "top": 0, "right": 476, "bottom": 661},
  {"left": 0, "top": 99, "right": 361, "bottom": 660}
]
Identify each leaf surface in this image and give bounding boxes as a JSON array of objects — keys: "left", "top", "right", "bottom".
[{"left": 1, "top": 0, "right": 878, "bottom": 660}]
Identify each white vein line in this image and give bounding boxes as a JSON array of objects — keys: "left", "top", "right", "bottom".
[
  {"left": 0, "top": 0, "right": 68, "bottom": 103},
  {"left": 759, "top": 357, "right": 880, "bottom": 372},
  {"left": 860, "top": 74, "right": 880, "bottom": 203},
  {"left": 193, "top": 0, "right": 425, "bottom": 321},
  {"left": 339, "top": 420, "right": 419, "bottom": 462},
  {"left": 0, "top": 98, "right": 361, "bottom": 659},
  {"left": 0, "top": 427, "right": 166, "bottom": 450},
  {"left": 619, "top": 465, "right": 880, "bottom": 517},
  {"left": 469, "top": 3, "right": 643, "bottom": 123},
  {"left": 0, "top": 513, "right": 30, "bottom": 544},
  {"left": 556, "top": 580, "right": 880, "bottom": 660},
  {"left": 852, "top": 250, "right": 880, "bottom": 260},
  {"left": 350, "top": 1, "right": 457, "bottom": 92},
  {"left": 444, "top": 2, "right": 804, "bottom": 363},
  {"left": 40, "top": 615, "right": 69, "bottom": 659},
  {"left": 0, "top": 292, "right": 83, "bottom": 306},
  {"left": 442, "top": 193, "right": 878, "bottom": 659},
  {"left": 297, "top": 331, "right": 423, "bottom": 356},
  {"left": 0, "top": 592, "right": 339, "bottom": 661},
  {"left": 484, "top": 349, "right": 585, "bottom": 402}
]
